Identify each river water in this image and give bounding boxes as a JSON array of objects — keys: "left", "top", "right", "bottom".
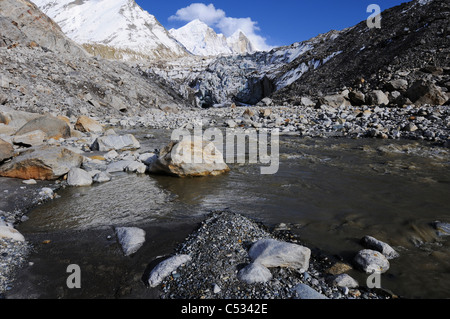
[{"left": 17, "top": 129, "right": 450, "bottom": 299}]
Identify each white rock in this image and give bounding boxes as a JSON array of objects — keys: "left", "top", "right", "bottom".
[
  {"left": 67, "top": 168, "right": 93, "bottom": 187},
  {"left": 115, "top": 227, "right": 146, "bottom": 256},
  {"left": 249, "top": 239, "right": 311, "bottom": 272},
  {"left": 125, "top": 161, "right": 147, "bottom": 174},
  {"left": 92, "top": 134, "right": 140, "bottom": 152},
  {"left": 0, "top": 225, "right": 25, "bottom": 242},
  {"left": 237, "top": 263, "right": 273, "bottom": 284},
  {"left": 93, "top": 172, "right": 111, "bottom": 183},
  {"left": 106, "top": 160, "right": 134, "bottom": 173},
  {"left": 330, "top": 274, "right": 359, "bottom": 288},
  {"left": 39, "top": 187, "right": 54, "bottom": 199},
  {"left": 22, "top": 179, "right": 37, "bottom": 185},
  {"left": 148, "top": 255, "right": 192, "bottom": 288}
]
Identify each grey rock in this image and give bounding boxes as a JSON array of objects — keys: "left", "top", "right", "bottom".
[
  {"left": 67, "top": 168, "right": 93, "bottom": 187},
  {"left": 248, "top": 238, "right": 311, "bottom": 272},
  {"left": 115, "top": 227, "right": 146, "bottom": 256},
  {"left": 353, "top": 249, "right": 390, "bottom": 274},
  {"left": 386, "top": 79, "right": 409, "bottom": 92},
  {"left": 125, "top": 161, "right": 147, "bottom": 174},
  {"left": 348, "top": 91, "right": 366, "bottom": 106},
  {"left": 361, "top": 236, "right": 400, "bottom": 259},
  {"left": 0, "top": 138, "right": 15, "bottom": 162},
  {"left": 292, "top": 283, "right": 329, "bottom": 299},
  {"left": 93, "top": 171, "right": 111, "bottom": 183},
  {"left": 13, "top": 130, "right": 47, "bottom": 147},
  {"left": 367, "top": 90, "right": 390, "bottom": 106},
  {"left": 148, "top": 255, "right": 192, "bottom": 288},
  {"left": 237, "top": 263, "right": 273, "bottom": 284},
  {"left": 15, "top": 116, "right": 71, "bottom": 140},
  {"left": 329, "top": 274, "right": 359, "bottom": 288},
  {"left": 106, "top": 160, "right": 135, "bottom": 173},
  {"left": 92, "top": 134, "right": 140, "bottom": 152}
]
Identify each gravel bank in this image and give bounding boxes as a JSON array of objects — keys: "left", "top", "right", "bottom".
[{"left": 158, "top": 211, "right": 394, "bottom": 300}]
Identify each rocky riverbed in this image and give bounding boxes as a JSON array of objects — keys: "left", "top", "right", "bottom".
[{"left": 0, "top": 104, "right": 449, "bottom": 299}]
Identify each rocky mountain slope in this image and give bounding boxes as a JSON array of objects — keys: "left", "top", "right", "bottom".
[
  {"left": 32, "top": 0, "right": 190, "bottom": 61},
  {"left": 169, "top": 19, "right": 255, "bottom": 57},
  {"left": 144, "top": 0, "right": 449, "bottom": 109},
  {"left": 0, "top": 0, "right": 186, "bottom": 120}
]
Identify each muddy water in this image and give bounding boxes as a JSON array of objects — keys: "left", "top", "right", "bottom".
[{"left": 17, "top": 129, "right": 450, "bottom": 299}]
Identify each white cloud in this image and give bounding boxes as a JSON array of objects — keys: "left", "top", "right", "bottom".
[{"left": 169, "top": 3, "right": 271, "bottom": 51}]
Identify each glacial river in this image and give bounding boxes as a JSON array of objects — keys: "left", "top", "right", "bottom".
[{"left": 14, "top": 129, "right": 450, "bottom": 299}]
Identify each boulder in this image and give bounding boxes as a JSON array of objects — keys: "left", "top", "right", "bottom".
[
  {"left": 67, "top": 168, "right": 93, "bottom": 187},
  {"left": 237, "top": 263, "right": 273, "bottom": 284},
  {"left": 125, "top": 161, "right": 147, "bottom": 174},
  {"left": 0, "top": 145, "right": 83, "bottom": 180},
  {"left": 353, "top": 249, "right": 390, "bottom": 274},
  {"left": 361, "top": 236, "right": 399, "bottom": 259},
  {"left": 148, "top": 137, "right": 230, "bottom": 177},
  {"left": 75, "top": 116, "right": 103, "bottom": 133},
  {"left": 406, "top": 80, "right": 448, "bottom": 106},
  {"left": 385, "top": 79, "right": 408, "bottom": 92},
  {"left": 93, "top": 172, "right": 111, "bottom": 183},
  {"left": 348, "top": 91, "right": 366, "bottom": 106},
  {"left": 13, "top": 130, "right": 47, "bottom": 147},
  {"left": 115, "top": 227, "right": 146, "bottom": 256},
  {"left": 15, "top": 115, "right": 71, "bottom": 140},
  {"left": 148, "top": 255, "right": 192, "bottom": 288},
  {"left": 318, "top": 94, "right": 348, "bottom": 108},
  {"left": 248, "top": 239, "right": 311, "bottom": 272},
  {"left": 91, "top": 134, "right": 140, "bottom": 152},
  {"left": 0, "top": 138, "right": 15, "bottom": 162},
  {"left": 367, "top": 90, "right": 390, "bottom": 106}
]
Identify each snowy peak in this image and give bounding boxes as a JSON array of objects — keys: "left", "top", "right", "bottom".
[
  {"left": 169, "top": 19, "right": 232, "bottom": 56},
  {"left": 32, "top": 0, "right": 189, "bottom": 61},
  {"left": 227, "top": 30, "right": 255, "bottom": 55},
  {"left": 170, "top": 20, "right": 255, "bottom": 57}
]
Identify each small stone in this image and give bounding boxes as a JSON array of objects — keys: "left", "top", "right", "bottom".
[
  {"left": 330, "top": 274, "right": 359, "bottom": 288},
  {"left": 148, "top": 255, "right": 192, "bottom": 288},
  {"left": 292, "top": 283, "right": 328, "bottom": 299},
  {"left": 361, "top": 236, "right": 400, "bottom": 259},
  {"left": 67, "top": 168, "right": 93, "bottom": 187}
]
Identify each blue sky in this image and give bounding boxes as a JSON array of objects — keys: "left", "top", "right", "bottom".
[{"left": 136, "top": 0, "right": 411, "bottom": 48}]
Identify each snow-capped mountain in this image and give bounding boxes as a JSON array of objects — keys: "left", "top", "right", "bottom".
[
  {"left": 226, "top": 30, "right": 255, "bottom": 55},
  {"left": 32, "top": 0, "right": 190, "bottom": 61},
  {"left": 169, "top": 19, "right": 255, "bottom": 56},
  {"left": 169, "top": 19, "right": 232, "bottom": 56}
]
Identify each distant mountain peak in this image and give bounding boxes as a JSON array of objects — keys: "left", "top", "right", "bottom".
[
  {"left": 170, "top": 21, "right": 256, "bottom": 57},
  {"left": 33, "top": 0, "right": 189, "bottom": 61}
]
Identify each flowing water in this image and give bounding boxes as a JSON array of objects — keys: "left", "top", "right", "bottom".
[{"left": 17, "top": 129, "right": 450, "bottom": 299}]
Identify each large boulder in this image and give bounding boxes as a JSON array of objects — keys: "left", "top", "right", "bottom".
[
  {"left": 0, "top": 145, "right": 83, "bottom": 180},
  {"left": 406, "top": 80, "right": 448, "bottom": 106},
  {"left": 248, "top": 239, "right": 311, "bottom": 272},
  {"left": 15, "top": 115, "right": 71, "bottom": 140},
  {"left": 148, "top": 137, "right": 230, "bottom": 177},
  {"left": 317, "top": 94, "right": 349, "bottom": 108},
  {"left": 366, "top": 90, "right": 390, "bottom": 106},
  {"left": 75, "top": 116, "right": 103, "bottom": 133},
  {"left": 91, "top": 134, "right": 140, "bottom": 152},
  {"left": 0, "top": 138, "right": 15, "bottom": 162},
  {"left": 13, "top": 130, "right": 47, "bottom": 147}
]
